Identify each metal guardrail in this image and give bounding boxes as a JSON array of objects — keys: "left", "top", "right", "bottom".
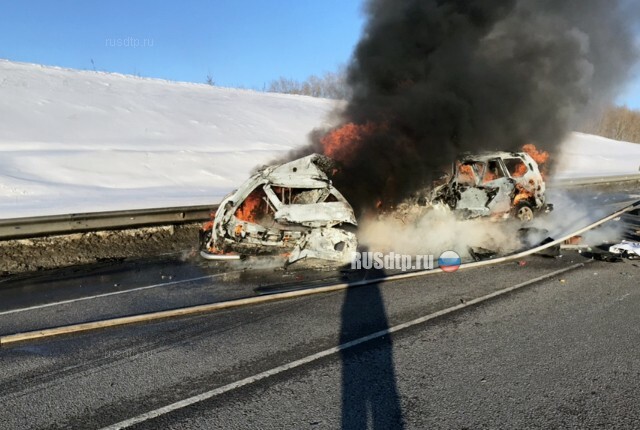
[
  {"left": 0, "top": 205, "right": 218, "bottom": 241},
  {"left": 0, "top": 173, "right": 638, "bottom": 241},
  {"left": 549, "top": 173, "right": 640, "bottom": 187},
  {"left": 2, "top": 198, "right": 638, "bottom": 347}
]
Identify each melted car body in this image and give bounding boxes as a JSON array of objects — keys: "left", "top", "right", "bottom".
[
  {"left": 431, "top": 151, "right": 551, "bottom": 221},
  {"left": 200, "top": 154, "right": 357, "bottom": 264}
]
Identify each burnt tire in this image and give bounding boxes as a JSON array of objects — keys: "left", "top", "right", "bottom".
[{"left": 513, "top": 201, "right": 534, "bottom": 222}]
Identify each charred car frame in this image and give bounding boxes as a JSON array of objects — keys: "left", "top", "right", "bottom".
[
  {"left": 431, "top": 151, "right": 553, "bottom": 221},
  {"left": 199, "top": 154, "right": 357, "bottom": 264}
]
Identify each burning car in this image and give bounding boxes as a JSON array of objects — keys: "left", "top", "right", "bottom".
[
  {"left": 199, "top": 154, "right": 357, "bottom": 264},
  {"left": 431, "top": 150, "right": 552, "bottom": 221}
]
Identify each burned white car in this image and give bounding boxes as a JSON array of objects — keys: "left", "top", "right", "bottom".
[
  {"left": 199, "top": 154, "right": 357, "bottom": 264},
  {"left": 431, "top": 151, "right": 552, "bottom": 221}
]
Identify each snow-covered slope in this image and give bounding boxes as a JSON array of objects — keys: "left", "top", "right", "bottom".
[
  {"left": 554, "top": 132, "right": 640, "bottom": 178},
  {"left": 0, "top": 60, "right": 339, "bottom": 218},
  {"left": 0, "top": 59, "right": 638, "bottom": 219}
]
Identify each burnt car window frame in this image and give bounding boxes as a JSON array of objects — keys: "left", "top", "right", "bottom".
[
  {"left": 264, "top": 184, "right": 333, "bottom": 206},
  {"left": 484, "top": 158, "right": 508, "bottom": 181},
  {"left": 233, "top": 183, "right": 277, "bottom": 224},
  {"left": 502, "top": 157, "right": 530, "bottom": 178},
  {"left": 456, "top": 161, "right": 481, "bottom": 186}
]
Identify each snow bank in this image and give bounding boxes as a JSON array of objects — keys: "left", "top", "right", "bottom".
[
  {"left": 0, "top": 59, "right": 638, "bottom": 219},
  {"left": 0, "top": 60, "right": 339, "bottom": 218},
  {"left": 553, "top": 132, "right": 640, "bottom": 178}
]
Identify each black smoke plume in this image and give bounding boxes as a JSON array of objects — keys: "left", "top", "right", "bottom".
[{"left": 295, "top": 0, "right": 638, "bottom": 214}]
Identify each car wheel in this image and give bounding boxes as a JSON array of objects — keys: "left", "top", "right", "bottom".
[{"left": 514, "top": 201, "right": 534, "bottom": 222}]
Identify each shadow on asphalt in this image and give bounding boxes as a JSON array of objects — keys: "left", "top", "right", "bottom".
[{"left": 340, "top": 266, "right": 405, "bottom": 429}]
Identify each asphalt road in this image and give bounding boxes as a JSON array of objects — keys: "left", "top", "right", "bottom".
[
  {"left": 0, "top": 186, "right": 638, "bottom": 429},
  {"left": 0, "top": 187, "right": 636, "bottom": 337},
  {"left": 0, "top": 251, "right": 638, "bottom": 429},
  {"left": 134, "top": 256, "right": 640, "bottom": 430}
]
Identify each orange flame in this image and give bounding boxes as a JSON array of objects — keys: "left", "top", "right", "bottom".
[
  {"left": 235, "top": 192, "right": 262, "bottom": 223},
  {"left": 458, "top": 164, "right": 476, "bottom": 184},
  {"left": 521, "top": 143, "right": 550, "bottom": 179},
  {"left": 207, "top": 246, "right": 227, "bottom": 255},
  {"left": 522, "top": 143, "right": 549, "bottom": 165},
  {"left": 512, "top": 163, "right": 528, "bottom": 178},
  {"left": 512, "top": 144, "right": 549, "bottom": 208},
  {"left": 482, "top": 170, "right": 496, "bottom": 183},
  {"left": 513, "top": 183, "right": 533, "bottom": 205},
  {"left": 320, "top": 122, "right": 381, "bottom": 163}
]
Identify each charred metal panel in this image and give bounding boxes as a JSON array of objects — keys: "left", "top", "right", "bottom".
[
  {"left": 201, "top": 154, "right": 357, "bottom": 265},
  {"left": 274, "top": 202, "right": 356, "bottom": 228}
]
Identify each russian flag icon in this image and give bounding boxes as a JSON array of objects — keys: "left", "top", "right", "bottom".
[{"left": 438, "top": 250, "right": 461, "bottom": 273}]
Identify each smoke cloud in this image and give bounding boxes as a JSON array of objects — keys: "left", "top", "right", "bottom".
[
  {"left": 357, "top": 207, "right": 523, "bottom": 260},
  {"left": 297, "top": 0, "right": 639, "bottom": 214}
]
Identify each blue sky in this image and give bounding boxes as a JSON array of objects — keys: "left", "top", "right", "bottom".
[
  {"left": 1, "top": 0, "right": 639, "bottom": 107},
  {"left": 618, "top": 72, "right": 640, "bottom": 109},
  {"left": 0, "top": 0, "right": 365, "bottom": 89}
]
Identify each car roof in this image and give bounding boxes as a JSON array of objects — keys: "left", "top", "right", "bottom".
[{"left": 459, "top": 151, "right": 528, "bottom": 163}]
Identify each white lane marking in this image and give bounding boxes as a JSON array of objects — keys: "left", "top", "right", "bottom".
[
  {"left": 617, "top": 293, "right": 631, "bottom": 302},
  {"left": 99, "top": 262, "right": 588, "bottom": 430},
  {"left": 0, "top": 273, "right": 238, "bottom": 316}
]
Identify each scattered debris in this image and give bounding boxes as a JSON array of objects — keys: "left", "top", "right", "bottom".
[
  {"left": 579, "top": 245, "right": 624, "bottom": 262},
  {"left": 564, "top": 236, "right": 583, "bottom": 245},
  {"left": 609, "top": 240, "right": 640, "bottom": 260},
  {"left": 200, "top": 154, "right": 357, "bottom": 265},
  {"left": 468, "top": 246, "right": 498, "bottom": 261},
  {"left": 518, "top": 227, "right": 551, "bottom": 247},
  {"left": 561, "top": 243, "right": 591, "bottom": 250},
  {"left": 518, "top": 227, "right": 561, "bottom": 257}
]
